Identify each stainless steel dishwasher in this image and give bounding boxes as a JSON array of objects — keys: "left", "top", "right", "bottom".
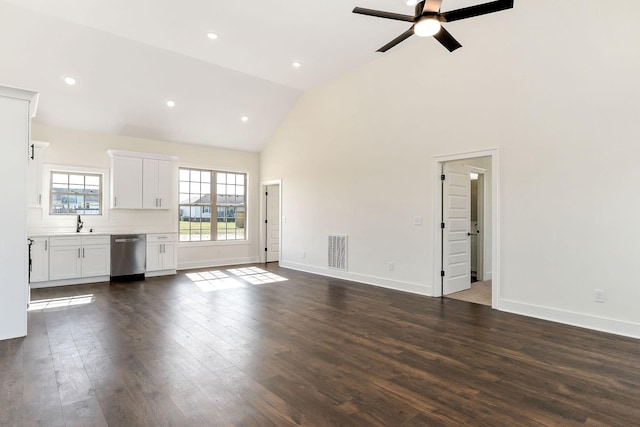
[{"left": 110, "top": 234, "right": 146, "bottom": 279}]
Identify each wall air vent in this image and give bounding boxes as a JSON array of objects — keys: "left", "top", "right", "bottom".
[{"left": 328, "top": 235, "right": 347, "bottom": 271}]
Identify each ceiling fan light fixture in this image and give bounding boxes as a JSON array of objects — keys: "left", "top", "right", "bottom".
[{"left": 413, "top": 17, "right": 441, "bottom": 38}]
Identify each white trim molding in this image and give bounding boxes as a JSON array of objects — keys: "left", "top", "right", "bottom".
[
  {"left": 500, "top": 299, "right": 640, "bottom": 340},
  {"left": 281, "top": 261, "right": 433, "bottom": 296}
]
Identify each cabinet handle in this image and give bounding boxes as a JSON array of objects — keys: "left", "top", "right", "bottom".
[
  {"left": 83, "top": 248, "right": 85, "bottom": 258},
  {"left": 45, "top": 240, "right": 47, "bottom": 251},
  {"left": 114, "top": 197, "right": 117, "bottom": 207},
  {"left": 78, "top": 248, "right": 81, "bottom": 258},
  {"left": 156, "top": 198, "right": 159, "bottom": 207},
  {"left": 30, "top": 144, "right": 34, "bottom": 160},
  {"left": 159, "top": 198, "right": 162, "bottom": 207},
  {"left": 38, "top": 194, "right": 42, "bottom": 205}
]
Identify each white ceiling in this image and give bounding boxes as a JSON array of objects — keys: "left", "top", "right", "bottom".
[{"left": 0, "top": 0, "right": 499, "bottom": 152}]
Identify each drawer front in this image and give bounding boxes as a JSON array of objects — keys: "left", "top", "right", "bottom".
[
  {"left": 147, "top": 233, "right": 177, "bottom": 243},
  {"left": 81, "top": 235, "right": 111, "bottom": 246},
  {"left": 50, "top": 236, "right": 82, "bottom": 247}
]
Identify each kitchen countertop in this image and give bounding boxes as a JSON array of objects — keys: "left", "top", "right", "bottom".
[{"left": 28, "top": 231, "right": 177, "bottom": 237}]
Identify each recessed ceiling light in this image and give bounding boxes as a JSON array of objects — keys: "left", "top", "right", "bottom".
[
  {"left": 292, "top": 61, "right": 302, "bottom": 68},
  {"left": 241, "top": 115, "right": 249, "bottom": 122},
  {"left": 166, "top": 100, "right": 176, "bottom": 108},
  {"left": 406, "top": 0, "right": 419, "bottom": 6},
  {"left": 207, "top": 32, "right": 219, "bottom": 40},
  {"left": 63, "top": 76, "right": 77, "bottom": 86}
]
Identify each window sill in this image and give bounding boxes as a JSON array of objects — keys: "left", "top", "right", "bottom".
[{"left": 179, "top": 239, "right": 251, "bottom": 248}]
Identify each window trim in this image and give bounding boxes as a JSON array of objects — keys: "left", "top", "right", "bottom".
[{"left": 178, "top": 167, "right": 248, "bottom": 243}]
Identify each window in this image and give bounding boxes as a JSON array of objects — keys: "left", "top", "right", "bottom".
[
  {"left": 179, "top": 168, "right": 246, "bottom": 242},
  {"left": 50, "top": 172, "right": 102, "bottom": 215}
]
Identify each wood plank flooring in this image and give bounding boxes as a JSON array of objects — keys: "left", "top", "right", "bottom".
[{"left": 1, "top": 264, "right": 639, "bottom": 426}]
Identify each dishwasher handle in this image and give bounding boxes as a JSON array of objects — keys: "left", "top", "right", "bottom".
[{"left": 114, "top": 238, "right": 141, "bottom": 243}]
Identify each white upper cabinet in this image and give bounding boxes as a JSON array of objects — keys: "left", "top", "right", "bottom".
[
  {"left": 142, "top": 158, "right": 174, "bottom": 209},
  {"left": 108, "top": 150, "right": 175, "bottom": 210},
  {"left": 27, "top": 141, "right": 49, "bottom": 208},
  {"left": 111, "top": 155, "right": 143, "bottom": 209}
]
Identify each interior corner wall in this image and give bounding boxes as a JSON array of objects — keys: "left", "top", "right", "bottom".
[
  {"left": 260, "top": 0, "right": 640, "bottom": 337},
  {"left": 30, "top": 124, "right": 261, "bottom": 269}
]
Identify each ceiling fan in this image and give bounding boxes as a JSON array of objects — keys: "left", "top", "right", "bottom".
[{"left": 353, "top": 0, "right": 514, "bottom": 52}]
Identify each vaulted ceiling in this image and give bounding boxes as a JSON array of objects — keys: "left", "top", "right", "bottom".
[{"left": 0, "top": 0, "right": 504, "bottom": 151}]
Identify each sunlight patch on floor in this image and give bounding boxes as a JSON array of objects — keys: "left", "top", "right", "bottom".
[
  {"left": 227, "top": 267, "right": 288, "bottom": 285},
  {"left": 186, "top": 271, "right": 245, "bottom": 292},
  {"left": 28, "top": 294, "right": 95, "bottom": 311}
]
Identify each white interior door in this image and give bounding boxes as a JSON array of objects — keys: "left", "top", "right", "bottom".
[
  {"left": 265, "top": 185, "right": 280, "bottom": 262},
  {"left": 443, "top": 163, "right": 471, "bottom": 295}
]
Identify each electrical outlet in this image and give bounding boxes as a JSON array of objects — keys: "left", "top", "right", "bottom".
[
  {"left": 301, "top": 251, "right": 306, "bottom": 258},
  {"left": 594, "top": 289, "right": 606, "bottom": 303},
  {"left": 388, "top": 262, "right": 394, "bottom": 271},
  {"left": 414, "top": 216, "right": 423, "bottom": 226},
  {"left": 282, "top": 216, "right": 287, "bottom": 223}
]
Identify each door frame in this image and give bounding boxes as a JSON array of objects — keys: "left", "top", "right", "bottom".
[
  {"left": 433, "top": 149, "right": 500, "bottom": 309},
  {"left": 260, "top": 179, "right": 282, "bottom": 263}
]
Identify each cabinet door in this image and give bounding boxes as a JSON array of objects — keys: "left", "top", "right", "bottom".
[
  {"left": 112, "top": 156, "right": 143, "bottom": 209},
  {"left": 30, "top": 237, "right": 49, "bottom": 283},
  {"left": 142, "top": 158, "right": 159, "bottom": 209},
  {"left": 82, "top": 244, "right": 110, "bottom": 277},
  {"left": 27, "top": 146, "right": 44, "bottom": 207},
  {"left": 156, "top": 160, "right": 174, "bottom": 209},
  {"left": 146, "top": 242, "right": 162, "bottom": 272},
  {"left": 49, "top": 246, "right": 82, "bottom": 280},
  {"left": 161, "top": 242, "right": 177, "bottom": 270},
  {"left": 142, "top": 159, "right": 173, "bottom": 209}
]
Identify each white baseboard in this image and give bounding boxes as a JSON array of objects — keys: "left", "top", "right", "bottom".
[
  {"left": 30, "top": 275, "right": 111, "bottom": 288},
  {"left": 145, "top": 270, "right": 177, "bottom": 278},
  {"left": 178, "top": 256, "right": 260, "bottom": 271},
  {"left": 499, "top": 299, "right": 640, "bottom": 340},
  {"left": 280, "top": 261, "right": 433, "bottom": 296}
]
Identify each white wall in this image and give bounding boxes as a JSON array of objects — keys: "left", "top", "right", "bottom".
[
  {"left": 31, "top": 124, "right": 261, "bottom": 269},
  {"left": 261, "top": 0, "right": 640, "bottom": 337}
]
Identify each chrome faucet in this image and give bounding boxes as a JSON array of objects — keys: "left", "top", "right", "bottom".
[{"left": 76, "top": 215, "right": 84, "bottom": 233}]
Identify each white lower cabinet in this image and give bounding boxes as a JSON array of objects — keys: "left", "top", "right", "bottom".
[
  {"left": 146, "top": 233, "right": 177, "bottom": 273},
  {"left": 49, "top": 235, "right": 110, "bottom": 281},
  {"left": 29, "top": 237, "right": 50, "bottom": 283}
]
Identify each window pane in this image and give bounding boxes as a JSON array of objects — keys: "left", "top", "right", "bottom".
[
  {"left": 178, "top": 168, "right": 245, "bottom": 242},
  {"left": 50, "top": 172, "right": 102, "bottom": 216},
  {"left": 69, "top": 174, "right": 85, "bottom": 185},
  {"left": 86, "top": 175, "right": 100, "bottom": 186},
  {"left": 52, "top": 174, "right": 68, "bottom": 184}
]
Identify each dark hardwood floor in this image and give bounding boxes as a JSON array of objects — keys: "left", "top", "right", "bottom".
[{"left": 1, "top": 264, "right": 639, "bottom": 426}]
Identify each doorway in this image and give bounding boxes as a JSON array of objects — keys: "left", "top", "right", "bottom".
[
  {"left": 433, "top": 150, "right": 499, "bottom": 308},
  {"left": 262, "top": 180, "right": 281, "bottom": 263}
]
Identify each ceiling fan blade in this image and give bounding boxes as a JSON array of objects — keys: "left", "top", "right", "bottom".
[
  {"left": 377, "top": 27, "right": 415, "bottom": 52},
  {"left": 440, "top": 0, "right": 513, "bottom": 23},
  {"left": 433, "top": 27, "right": 462, "bottom": 52},
  {"left": 422, "top": 0, "right": 443, "bottom": 14},
  {"left": 353, "top": 7, "right": 415, "bottom": 22}
]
